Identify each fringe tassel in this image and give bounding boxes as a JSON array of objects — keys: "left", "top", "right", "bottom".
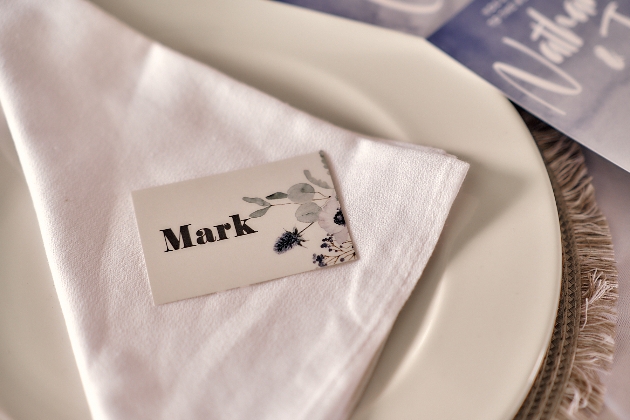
[{"left": 520, "top": 111, "right": 618, "bottom": 420}]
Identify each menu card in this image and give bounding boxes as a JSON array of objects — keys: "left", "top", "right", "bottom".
[
  {"left": 277, "top": 0, "right": 473, "bottom": 37},
  {"left": 429, "top": 0, "right": 630, "bottom": 172}
]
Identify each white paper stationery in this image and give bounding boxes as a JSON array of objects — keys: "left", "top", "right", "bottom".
[{"left": 133, "top": 152, "right": 356, "bottom": 304}]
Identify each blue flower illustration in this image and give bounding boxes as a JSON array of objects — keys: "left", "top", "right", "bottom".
[
  {"left": 243, "top": 153, "right": 355, "bottom": 266},
  {"left": 274, "top": 228, "right": 306, "bottom": 254}
]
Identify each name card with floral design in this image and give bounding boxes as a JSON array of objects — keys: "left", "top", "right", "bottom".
[{"left": 132, "top": 152, "right": 356, "bottom": 304}]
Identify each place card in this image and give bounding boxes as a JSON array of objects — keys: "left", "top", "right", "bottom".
[{"left": 132, "top": 152, "right": 356, "bottom": 304}]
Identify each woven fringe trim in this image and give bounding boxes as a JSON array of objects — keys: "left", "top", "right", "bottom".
[{"left": 527, "top": 116, "right": 618, "bottom": 420}]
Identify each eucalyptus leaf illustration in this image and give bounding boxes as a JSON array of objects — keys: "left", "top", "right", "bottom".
[
  {"left": 319, "top": 151, "right": 331, "bottom": 175},
  {"left": 239, "top": 156, "right": 355, "bottom": 266},
  {"left": 295, "top": 202, "right": 321, "bottom": 223},
  {"left": 266, "top": 192, "right": 288, "bottom": 200},
  {"left": 287, "top": 183, "right": 315, "bottom": 203},
  {"left": 249, "top": 206, "right": 271, "bottom": 218},
  {"left": 243, "top": 197, "right": 270, "bottom": 206},
  {"left": 304, "top": 170, "right": 332, "bottom": 189}
]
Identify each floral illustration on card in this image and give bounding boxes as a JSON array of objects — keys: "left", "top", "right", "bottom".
[{"left": 242, "top": 151, "right": 356, "bottom": 267}]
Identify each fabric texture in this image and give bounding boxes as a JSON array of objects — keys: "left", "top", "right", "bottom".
[
  {"left": 0, "top": 0, "right": 468, "bottom": 419},
  {"left": 585, "top": 149, "right": 630, "bottom": 420},
  {"left": 513, "top": 113, "right": 617, "bottom": 420}
]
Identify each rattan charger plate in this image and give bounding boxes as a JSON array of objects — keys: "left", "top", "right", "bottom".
[{"left": 514, "top": 110, "right": 618, "bottom": 420}]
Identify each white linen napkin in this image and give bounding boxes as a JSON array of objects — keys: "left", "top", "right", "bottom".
[{"left": 0, "top": 0, "right": 468, "bottom": 419}]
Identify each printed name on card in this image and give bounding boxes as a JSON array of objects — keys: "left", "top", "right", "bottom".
[{"left": 132, "top": 152, "right": 356, "bottom": 304}]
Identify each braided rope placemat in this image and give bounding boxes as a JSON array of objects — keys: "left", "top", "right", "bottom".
[{"left": 514, "top": 110, "right": 618, "bottom": 420}]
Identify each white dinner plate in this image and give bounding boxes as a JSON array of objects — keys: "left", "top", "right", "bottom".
[{"left": 0, "top": 1, "right": 561, "bottom": 419}]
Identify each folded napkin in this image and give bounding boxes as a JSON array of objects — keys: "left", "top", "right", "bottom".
[{"left": 0, "top": 0, "right": 468, "bottom": 419}]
